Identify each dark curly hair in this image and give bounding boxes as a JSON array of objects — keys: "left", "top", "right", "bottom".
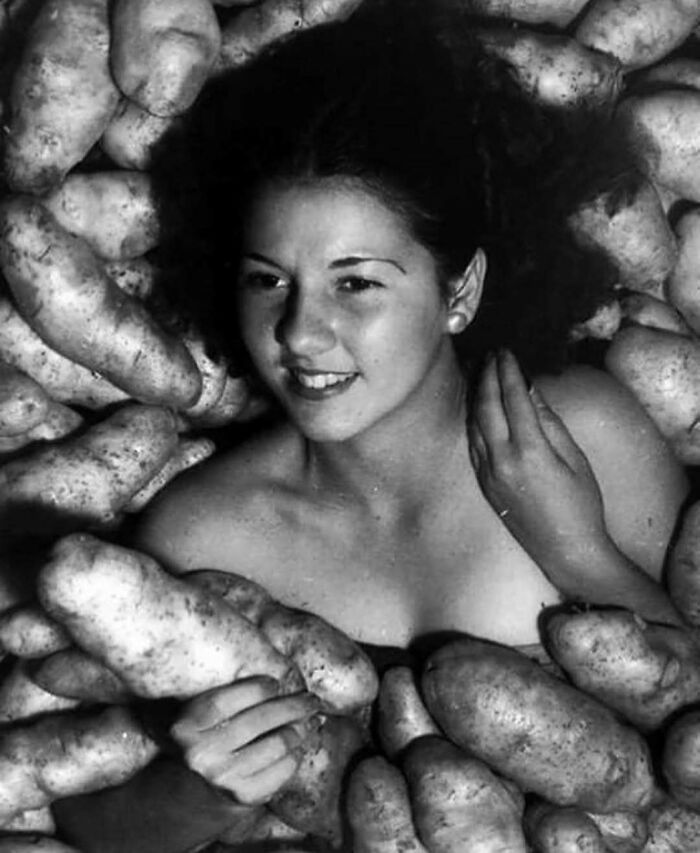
[{"left": 149, "top": 0, "right": 639, "bottom": 377}]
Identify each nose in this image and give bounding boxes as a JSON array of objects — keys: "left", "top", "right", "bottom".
[{"left": 276, "top": 287, "right": 336, "bottom": 358}]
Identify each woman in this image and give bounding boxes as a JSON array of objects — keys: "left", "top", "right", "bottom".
[{"left": 133, "top": 1, "right": 687, "bottom": 813}]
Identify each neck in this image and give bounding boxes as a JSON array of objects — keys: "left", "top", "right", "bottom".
[{"left": 302, "top": 353, "right": 469, "bottom": 509}]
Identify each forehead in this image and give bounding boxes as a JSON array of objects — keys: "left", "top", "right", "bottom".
[{"left": 242, "top": 177, "right": 428, "bottom": 262}]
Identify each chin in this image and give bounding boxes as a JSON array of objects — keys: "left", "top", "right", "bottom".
[{"left": 291, "top": 414, "right": 368, "bottom": 444}]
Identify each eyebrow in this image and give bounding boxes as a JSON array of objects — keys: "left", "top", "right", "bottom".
[{"left": 243, "top": 252, "right": 406, "bottom": 274}]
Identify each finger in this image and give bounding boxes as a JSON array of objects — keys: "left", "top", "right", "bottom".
[
  {"left": 192, "top": 725, "right": 301, "bottom": 782},
  {"left": 172, "top": 676, "right": 280, "bottom": 743},
  {"left": 529, "top": 387, "right": 591, "bottom": 472},
  {"left": 497, "top": 350, "right": 546, "bottom": 450},
  {"left": 473, "top": 352, "right": 510, "bottom": 447},
  {"left": 216, "top": 753, "right": 300, "bottom": 805},
  {"left": 467, "top": 417, "right": 490, "bottom": 470}
]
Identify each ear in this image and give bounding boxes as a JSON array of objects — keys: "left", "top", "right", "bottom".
[{"left": 445, "top": 248, "right": 487, "bottom": 335}]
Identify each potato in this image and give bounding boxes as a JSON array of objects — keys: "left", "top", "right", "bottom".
[
  {"left": 3, "top": 0, "right": 120, "bottom": 194},
  {"left": 668, "top": 208, "right": 700, "bottom": 335},
  {"left": 476, "top": 28, "right": 622, "bottom": 110},
  {"left": 189, "top": 568, "right": 379, "bottom": 714},
  {"left": 402, "top": 735, "right": 527, "bottom": 853},
  {"left": 643, "top": 799, "right": 700, "bottom": 851},
  {"left": 181, "top": 334, "right": 231, "bottom": 419},
  {"left": 217, "top": 0, "right": 364, "bottom": 71},
  {"left": 0, "top": 604, "right": 70, "bottom": 659},
  {"left": 567, "top": 176, "right": 677, "bottom": 298},
  {"left": 0, "top": 197, "right": 201, "bottom": 408},
  {"left": 0, "top": 404, "right": 179, "bottom": 532},
  {"left": 619, "top": 293, "right": 691, "bottom": 336},
  {"left": 4, "top": 806, "right": 56, "bottom": 834},
  {"left": 0, "top": 705, "right": 158, "bottom": 824},
  {"left": 37, "top": 534, "right": 302, "bottom": 699},
  {"left": 0, "top": 296, "right": 129, "bottom": 410},
  {"left": 123, "top": 437, "right": 216, "bottom": 514},
  {"left": 586, "top": 810, "right": 648, "bottom": 853},
  {"left": 101, "top": 98, "right": 177, "bottom": 170},
  {"left": 347, "top": 755, "right": 428, "bottom": 853},
  {"left": 663, "top": 710, "right": 700, "bottom": 812},
  {"left": 0, "top": 401, "right": 84, "bottom": 459},
  {"left": 0, "top": 361, "right": 49, "bottom": 437},
  {"left": 377, "top": 666, "right": 440, "bottom": 760},
  {"left": 617, "top": 91, "right": 700, "bottom": 203},
  {"left": 0, "top": 660, "right": 80, "bottom": 724},
  {"left": 32, "top": 648, "right": 131, "bottom": 704},
  {"left": 524, "top": 802, "right": 608, "bottom": 853},
  {"left": 668, "top": 501, "right": 700, "bottom": 626},
  {"left": 639, "top": 58, "right": 700, "bottom": 92},
  {"left": 111, "top": 0, "right": 221, "bottom": 117},
  {"left": 437, "top": 0, "right": 589, "bottom": 28},
  {"left": 575, "top": 0, "right": 700, "bottom": 71},
  {"left": 604, "top": 325, "right": 700, "bottom": 464},
  {"left": 421, "top": 639, "right": 655, "bottom": 813},
  {"left": 184, "top": 372, "right": 253, "bottom": 427},
  {"left": 570, "top": 300, "right": 623, "bottom": 343},
  {"left": 41, "top": 171, "right": 159, "bottom": 261},
  {"left": 271, "top": 713, "right": 366, "bottom": 845},
  {"left": 543, "top": 608, "right": 700, "bottom": 731}
]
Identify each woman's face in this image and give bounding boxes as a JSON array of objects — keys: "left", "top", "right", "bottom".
[{"left": 236, "top": 178, "right": 469, "bottom": 443}]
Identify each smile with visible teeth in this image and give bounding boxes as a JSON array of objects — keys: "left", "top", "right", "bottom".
[{"left": 291, "top": 369, "right": 356, "bottom": 389}]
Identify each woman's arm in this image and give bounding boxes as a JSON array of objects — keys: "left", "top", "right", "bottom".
[{"left": 468, "top": 350, "right": 687, "bottom": 625}]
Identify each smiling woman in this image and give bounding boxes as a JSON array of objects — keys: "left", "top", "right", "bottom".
[{"left": 129, "top": 0, "right": 687, "bottom": 823}]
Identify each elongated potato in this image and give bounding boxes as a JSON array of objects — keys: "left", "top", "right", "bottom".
[
  {"left": 668, "top": 208, "right": 700, "bottom": 335},
  {"left": 476, "top": 28, "right": 622, "bottom": 110},
  {"left": 41, "top": 171, "right": 159, "bottom": 261},
  {"left": 567, "top": 176, "right": 676, "bottom": 298},
  {"left": 0, "top": 361, "right": 49, "bottom": 436},
  {"left": 0, "top": 197, "right": 201, "bottom": 408},
  {"left": 543, "top": 608, "right": 700, "bottom": 731},
  {"left": 32, "top": 648, "right": 131, "bottom": 704},
  {"left": 617, "top": 91, "right": 700, "bottom": 202},
  {"left": 37, "top": 534, "right": 302, "bottom": 699},
  {"left": 663, "top": 710, "right": 700, "bottom": 811},
  {"left": 0, "top": 296, "right": 129, "bottom": 410},
  {"left": 111, "top": 0, "right": 221, "bottom": 116},
  {"left": 377, "top": 666, "right": 440, "bottom": 760},
  {"left": 124, "top": 437, "right": 216, "bottom": 514},
  {"left": 0, "top": 400, "right": 84, "bottom": 458},
  {"left": 0, "top": 660, "right": 79, "bottom": 724},
  {"left": 421, "top": 639, "right": 655, "bottom": 813},
  {"left": 189, "top": 568, "right": 378, "bottom": 713},
  {"left": 575, "top": 0, "right": 700, "bottom": 71},
  {"left": 586, "top": 810, "right": 648, "bottom": 853},
  {"left": 439, "top": 0, "right": 589, "bottom": 28},
  {"left": 668, "top": 501, "right": 700, "bottom": 626},
  {"left": 640, "top": 57, "right": 700, "bottom": 92},
  {"left": 101, "top": 98, "right": 176, "bottom": 170},
  {"left": 3, "top": 0, "right": 120, "bottom": 194},
  {"left": 217, "top": 0, "right": 364, "bottom": 71},
  {"left": 524, "top": 802, "right": 607, "bottom": 853},
  {"left": 347, "top": 755, "right": 428, "bottom": 853},
  {"left": 0, "top": 705, "right": 158, "bottom": 824},
  {"left": 604, "top": 325, "right": 700, "bottom": 464},
  {"left": 403, "top": 735, "right": 527, "bottom": 853},
  {"left": 0, "top": 604, "right": 70, "bottom": 659},
  {"left": 0, "top": 404, "right": 178, "bottom": 531}
]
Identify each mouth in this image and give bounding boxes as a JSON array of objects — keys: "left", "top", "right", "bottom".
[{"left": 287, "top": 368, "right": 359, "bottom": 400}]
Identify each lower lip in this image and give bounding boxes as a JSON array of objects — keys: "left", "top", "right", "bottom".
[{"left": 287, "top": 372, "right": 358, "bottom": 401}]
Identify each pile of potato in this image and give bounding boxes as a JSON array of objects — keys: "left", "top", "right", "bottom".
[{"left": 5, "top": 0, "right": 700, "bottom": 850}]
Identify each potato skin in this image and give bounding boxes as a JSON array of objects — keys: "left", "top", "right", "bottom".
[
  {"left": 0, "top": 705, "right": 158, "bottom": 823},
  {"left": 663, "top": 710, "right": 700, "bottom": 811},
  {"left": 421, "top": 639, "right": 655, "bottom": 813},
  {"left": 524, "top": 802, "right": 607, "bottom": 853},
  {"left": 0, "top": 603, "right": 70, "bottom": 659},
  {"left": 37, "top": 534, "right": 302, "bottom": 699},
  {"left": 0, "top": 196, "right": 201, "bottom": 409},
  {"left": 668, "top": 501, "right": 700, "bottom": 627},
  {"left": 3, "top": 0, "right": 120, "bottom": 194},
  {"left": 377, "top": 666, "right": 440, "bottom": 760}
]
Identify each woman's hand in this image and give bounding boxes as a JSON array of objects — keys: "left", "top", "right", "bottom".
[
  {"left": 171, "top": 675, "right": 321, "bottom": 805},
  {"left": 468, "top": 349, "right": 609, "bottom": 572}
]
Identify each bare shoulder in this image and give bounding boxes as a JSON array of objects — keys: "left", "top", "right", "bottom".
[
  {"left": 536, "top": 365, "right": 689, "bottom": 576},
  {"left": 132, "top": 422, "right": 304, "bottom": 576}
]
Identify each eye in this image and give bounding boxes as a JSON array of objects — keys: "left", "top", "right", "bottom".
[
  {"left": 337, "top": 276, "right": 383, "bottom": 293},
  {"left": 238, "top": 271, "right": 288, "bottom": 290}
]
